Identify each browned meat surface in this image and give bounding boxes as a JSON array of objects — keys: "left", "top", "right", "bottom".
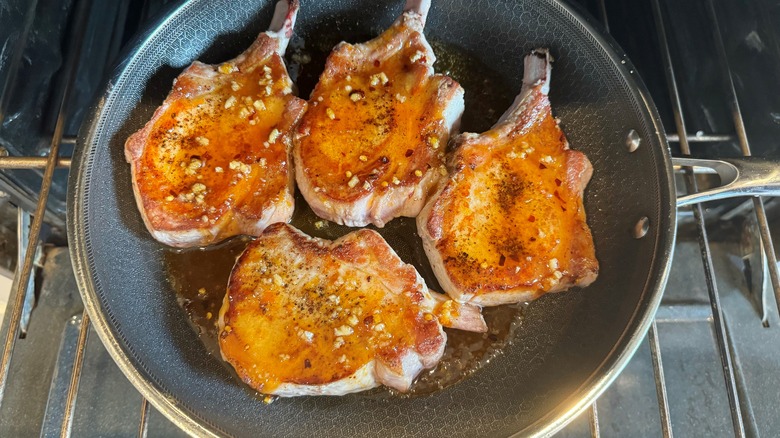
[
  {"left": 418, "top": 49, "right": 599, "bottom": 306},
  {"left": 293, "top": 0, "right": 464, "bottom": 227},
  {"left": 125, "top": 0, "right": 306, "bottom": 247},
  {"left": 218, "top": 223, "right": 485, "bottom": 396}
]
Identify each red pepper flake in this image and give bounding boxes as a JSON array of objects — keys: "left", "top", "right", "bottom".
[
  {"left": 379, "top": 156, "right": 389, "bottom": 164},
  {"left": 363, "top": 315, "right": 374, "bottom": 326},
  {"left": 373, "top": 60, "right": 380, "bottom": 67},
  {"left": 405, "top": 149, "right": 414, "bottom": 157},
  {"left": 530, "top": 237, "right": 537, "bottom": 242},
  {"left": 304, "top": 359, "right": 311, "bottom": 368},
  {"left": 539, "top": 163, "right": 547, "bottom": 170},
  {"left": 499, "top": 254, "right": 506, "bottom": 266},
  {"left": 555, "top": 178, "right": 562, "bottom": 186},
  {"left": 528, "top": 215, "right": 536, "bottom": 222}
]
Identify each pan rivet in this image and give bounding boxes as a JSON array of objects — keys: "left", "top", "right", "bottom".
[
  {"left": 633, "top": 217, "right": 650, "bottom": 239},
  {"left": 626, "top": 130, "right": 641, "bottom": 152}
]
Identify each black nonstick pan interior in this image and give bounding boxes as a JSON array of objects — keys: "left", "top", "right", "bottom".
[{"left": 68, "top": 0, "right": 676, "bottom": 436}]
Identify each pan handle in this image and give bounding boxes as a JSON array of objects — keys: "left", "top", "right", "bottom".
[{"left": 673, "top": 157, "right": 780, "bottom": 207}]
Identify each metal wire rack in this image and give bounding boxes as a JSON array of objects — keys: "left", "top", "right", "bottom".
[{"left": 0, "top": 0, "right": 776, "bottom": 436}]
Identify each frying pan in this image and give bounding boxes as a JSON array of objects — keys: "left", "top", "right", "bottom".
[{"left": 68, "top": 0, "right": 761, "bottom": 436}]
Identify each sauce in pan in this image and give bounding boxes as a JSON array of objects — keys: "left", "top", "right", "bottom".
[
  {"left": 165, "top": 195, "right": 525, "bottom": 397},
  {"left": 163, "top": 38, "right": 524, "bottom": 397}
]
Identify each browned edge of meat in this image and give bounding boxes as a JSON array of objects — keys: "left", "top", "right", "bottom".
[{"left": 417, "top": 49, "right": 599, "bottom": 306}]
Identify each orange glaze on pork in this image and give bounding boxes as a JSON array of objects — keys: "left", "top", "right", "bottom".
[
  {"left": 125, "top": 32, "right": 306, "bottom": 247},
  {"left": 218, "top": 223, "right": 445, "bottom": 394},
  {"left": 293, "top": 10, "right": 463, "bottom": 227},
  {"left": 419, "top": 51, "right": 598, "bottom": 306}
]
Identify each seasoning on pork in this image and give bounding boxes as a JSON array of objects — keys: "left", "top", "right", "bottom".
[
  {"left": 417, "top": 49, "right": 599, "bottom": 306},
  {"left": 293, "top": 0, "right": 464, "bottom": 227},
  {"left": 218, "top": 223, "right": 486, "bottom": 396},
  {"left": 125, "top": 0, "right": 306, "bottom": 247}
]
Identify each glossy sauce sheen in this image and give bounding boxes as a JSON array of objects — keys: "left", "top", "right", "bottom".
[
  {"left": 133, "top": 54, "right": 299, "bottom": 236},
  {"left": 164, "top": 41, "right": 524, "bottom": 396},
  {"left": 436, "top": 115, "right": 585, "bottom": 293},
  {"left": 166, "top": 198, "right": 523, "bottom": 396},
  {"left": 294, "top": 17, "right": 453, "bottom": 202}
]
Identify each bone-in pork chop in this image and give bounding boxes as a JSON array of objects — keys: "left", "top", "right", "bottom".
[
  {"left": 125, "top": 0, "right": 306, "bottom": 247},
  {"left": 293, "top": 0, "right": 465, "bottom": 227},
  {"left": 417, "top": 49, "right": 599, "bottom": 306},
  {"left": 218, "top": 223, "right": 486, "bottom": 396}
]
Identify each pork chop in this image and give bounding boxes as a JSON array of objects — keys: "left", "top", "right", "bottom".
[
  {"left": 125, "top": 0, "right": 306, "bottom": 248},
  {"left": 293, "top": 0, "right": 465, "bottom": 227},
  {"left": 218, "top": 223, "right": 486, "bottom": 396},
  {"left": 417, "top": 49, "right": 599, "bottom": 306}
]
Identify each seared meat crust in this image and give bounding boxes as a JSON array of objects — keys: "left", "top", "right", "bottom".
[
  {"left": 125, "top": 0, "right": 306, "bottom": 247},
  {"left": 418, "top": 49, "right": 598, "bottom": 306},
  {"left": 219, "top": 223, "right": 485, "bottom": 396},
  {"left": 293, "top": 0, "right": 464, "bottom": 227}
]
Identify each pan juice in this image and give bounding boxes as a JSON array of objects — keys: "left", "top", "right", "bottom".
[
  {"left": 164, "top": 194, "right": 525, "bottom": 396},
  {"left": 164, "top": 34, "right": 523, "bottom": 397}
]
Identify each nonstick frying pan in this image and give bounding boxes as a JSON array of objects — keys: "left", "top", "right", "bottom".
[{"left": 67, "top": 0, "right": 770, "bottom": 436}]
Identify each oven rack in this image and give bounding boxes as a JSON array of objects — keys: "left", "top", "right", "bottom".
[{"left": 0, "top": 0, "right": 776, "bottom": 436}]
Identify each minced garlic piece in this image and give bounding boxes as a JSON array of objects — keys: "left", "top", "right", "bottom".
[
  {"left": 230, "top": 81, "right": 241, "bottom": 91},
  {"left": 326, "top": 107, "right": 336, "bottom": 120},
  {"left": 268, "top": 128, "right": 280, "bottom": 144},
  {"left": 392, "top": 176, "right": 400, "bottom": 185},
  {"left": 358, "top": 155, "right": 368, "bottom": 162},
  {"left": 165, "top": 195, "right": 174, "bottom": 202},
  {"left": 347, "top": 175, "right": 360, "bottom": 188},
  {"left": 215, "top": 166, "right": 223, "bottom": 173},
  {"left": 414, "top": 169, "right": 423, "bottom": 177},
  {"left": 218, "top": 63, "right": 236, "bottom": 74},
  {"left": 410, "top": 50, "right": 424, "bottom": 62},
  {"left": 195, "top": 136, "right": 209, "bottom": 146},
  {"left": 238, "top": 107, "right": 252, "bottom": 119},
  {"left": 253, "top": 99, "right": 266, "bottom": 111},
  {"left": 335, "top": 325, "right": 354, "bottom": 337},
  {"left": 224, "top": 95, "right": 237, "bottom": 109}
]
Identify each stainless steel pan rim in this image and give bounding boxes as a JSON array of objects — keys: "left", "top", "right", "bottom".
[{"left": 67, "top": 0, "right": 678, "bottom": 436}]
